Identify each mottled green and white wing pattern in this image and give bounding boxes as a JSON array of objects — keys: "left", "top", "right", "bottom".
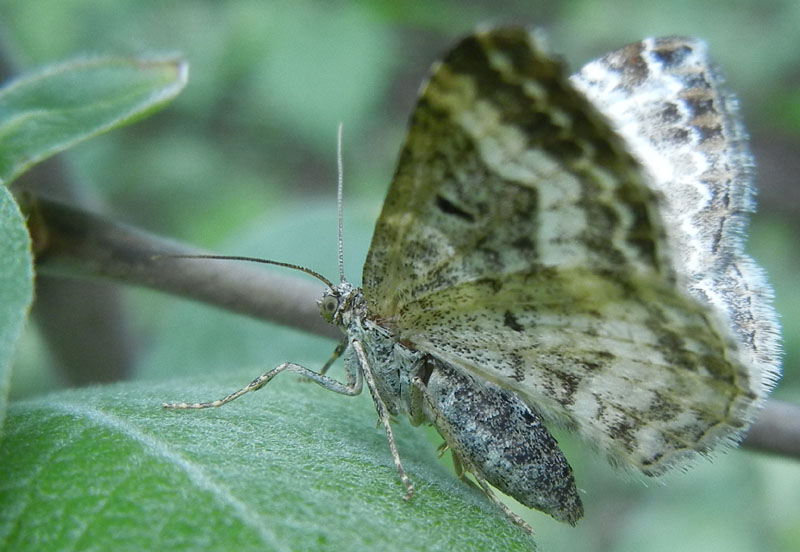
[
  {"left": 571, "top": 37, "right": 781, "bottom": 395},
  {"left": 363, "top": 28, "right": 777, "bottom": 475}
]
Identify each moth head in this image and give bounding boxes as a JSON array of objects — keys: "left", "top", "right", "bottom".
[
  {"left": 319, "top": 293, "right": 339, "bottom": 323},
  {"left": 319, "top": 281, "right": 361, "bottom": 325}
]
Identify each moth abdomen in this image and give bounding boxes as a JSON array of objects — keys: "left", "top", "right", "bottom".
[{"left": 420, "top": 358, "right": 584, "bottom": 525}]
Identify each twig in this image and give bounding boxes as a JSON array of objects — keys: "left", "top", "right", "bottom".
[
  {"left": 742, "top": 399, "right": 800, "bottom": 458},
  {"left": 26, "top": 195, "right": 339, "bottom": 340}
]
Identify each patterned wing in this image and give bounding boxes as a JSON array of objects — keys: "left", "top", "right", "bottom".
[
  {"left": 362, "top": 28, "right": 777, "bottom": 474},
  {"left": 571, "top": 37, "right": 781, "bottom": 391}
]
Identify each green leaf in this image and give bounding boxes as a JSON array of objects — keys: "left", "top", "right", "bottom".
[
  {"left": 0, "top": 375, "right": 537, "bottom": 551},
  {"left": 0, "top": 186, "right": 33, "bottom": 431},
  {"left": 0, "top": 54, "right": 188, "bottom": 185}
]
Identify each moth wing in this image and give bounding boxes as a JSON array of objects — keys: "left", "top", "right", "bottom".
[
  {"left": 362, "top": 27, "right": 762, "bottom": 474},
  {"left": 571, "top": 37, "right": 781, "bottom": 388}
]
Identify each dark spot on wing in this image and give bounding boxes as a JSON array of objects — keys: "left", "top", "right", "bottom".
[
  {"left": 435, "top": 194, "right": 476, "bottom": 222},
  {"left": 648, "top": 391, "right": 681, "bottom": 422},
  {"left": 503, "top": 310, "right": 524, "bottom": 332},
  {"left": 608, "top": 419, "right": 638, "bottom": 453},
  {"left": 651, "top": 42, "right": 693, "bottom": 68},
  {"left": 511, "top": 235, "right": 535, "bottom": 253},
  {"left": 659, "top": 102, "right": 681, "bottom": 123}
]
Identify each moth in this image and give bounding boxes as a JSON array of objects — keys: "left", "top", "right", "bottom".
[{"left": 165, "top": 27, "right": 780, "bottom": 530}]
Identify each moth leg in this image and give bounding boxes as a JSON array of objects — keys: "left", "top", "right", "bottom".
[
  {"left": 163, "top": 342, "right": 362, "bottom": 409},
  {"left": 471, "top": 472, "right": 535, "bottom": 534},
  {"left": 318, "top": 338, "right": 348, "bottom": 376},
  {"left": 407, "top": 370, "right": 428, "bottom": 427},
  {"left": 448, "top": 447, "right": 463, "bottom": 477},
  {"left": 350, "top": 339, "right": 415, "bottom": 501}
]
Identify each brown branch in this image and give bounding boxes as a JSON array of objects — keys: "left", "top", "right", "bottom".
[
  {"left": 25, "top": 194, "right": 338, "bottom": 341},
  {"left": 742, "top": 399, "right": 800, "bottom": 458},
  {"left": 23, "top": 194, "right": 800, "bottom": 462}
]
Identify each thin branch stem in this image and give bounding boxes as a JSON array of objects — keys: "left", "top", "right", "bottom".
[
  {"left": 742, "top": 399, "right": 800, "bottom": 459},
  {"left": 25, "top": 194, "right": 339, "bottom": 340}
]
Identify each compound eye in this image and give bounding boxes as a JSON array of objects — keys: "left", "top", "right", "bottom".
[{"left": 320, "top": 295, "right": 339, "bottom": 322}]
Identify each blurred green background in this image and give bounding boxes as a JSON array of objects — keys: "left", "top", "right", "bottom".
[{"left": 3, "top": 1, "right": 799, "bottom": 551}]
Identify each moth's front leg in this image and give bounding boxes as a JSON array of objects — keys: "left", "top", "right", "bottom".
[
  {"left": 349, "top": 338, "right": 415, "bottom": 501},
  {"left": 163, "top": 338, "right": 361, "bottom": 409},
  {"left": 414, "top": 357, "right": 584, "bottom": 530}
]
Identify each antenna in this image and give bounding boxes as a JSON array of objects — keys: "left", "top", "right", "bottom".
[
  {"left": 156, "top": 254, "right": 334, "bottom": 289},
  {"left": 155, "top": 125, "right": 350, "bottom": 292},
  {"left": 337, "top": 122, "right": 345, "bottom": 283}
]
